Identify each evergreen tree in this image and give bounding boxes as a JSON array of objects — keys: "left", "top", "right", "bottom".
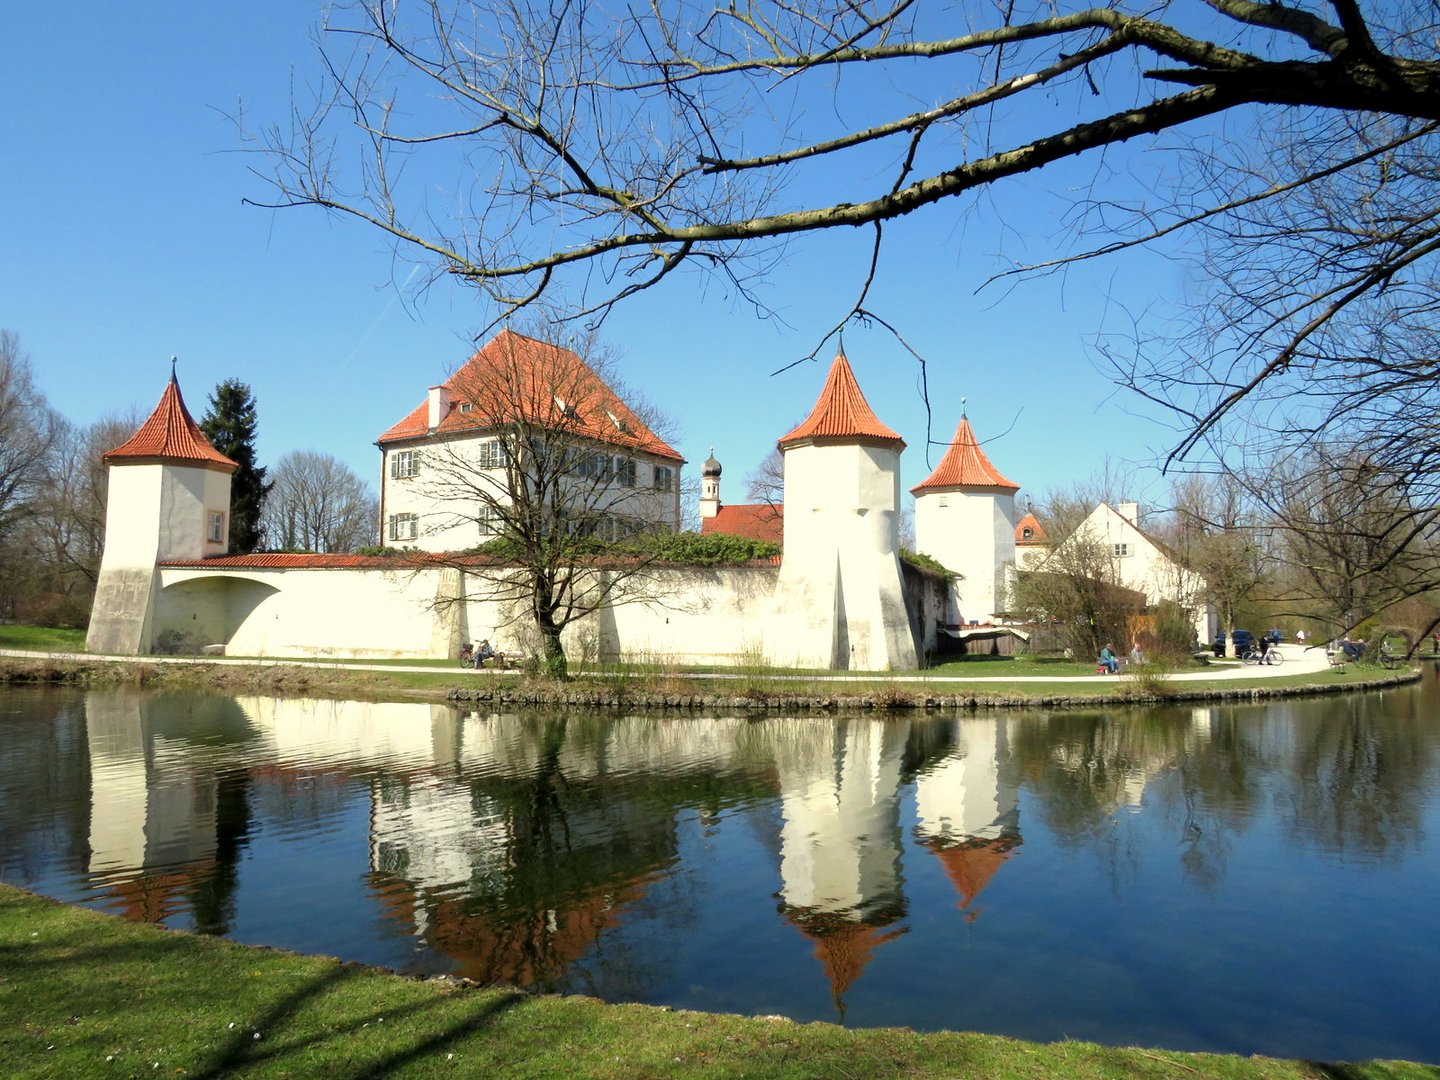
[{"left": 200, "top": 379, "right": 271, "bottom": 554}]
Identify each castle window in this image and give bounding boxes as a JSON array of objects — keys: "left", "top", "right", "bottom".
[
  {"left": 390, "top": 450, "right": 419, "bottom": 479},
  {"left": 1022, "top": 527, "right": 1034, "bottom": 539},
  {"left": 477, "top": 505, "right": 503, "bottom": 535},
  {"left": 615, "top": 457, "right": 637, "bottom": 487},
  {"left": 572, "top": 451, "right": 611, "bottom": 481},
  {"left": 1113, "top": 542, "right": 1130, "bottom": 558},
  {"left": 206, "top": 511, "right": 225, "bottom": 544},
  {"left": 938, "top": 495, "right": 948, "bottom": 507},
  {"left": 653, "top": 465, "right": 674, "bottom": 493},
  {"left": 477, "top": 439, "right": 506, "bottom": 470},
  {"left": 388, "top": 513, "right": 419, "bottom": 542}
]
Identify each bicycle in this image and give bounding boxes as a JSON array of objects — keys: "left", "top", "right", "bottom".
[{"left": 1242, "top": 644, "right": 1284, "bottom": 665}]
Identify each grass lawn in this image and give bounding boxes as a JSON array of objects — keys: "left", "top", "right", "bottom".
[
  {"left": 0, "top": 624, "right": 86, "bottom": 652},
  {"left": 2, "top": 884, "right": 1434, "bottom": 1080}
]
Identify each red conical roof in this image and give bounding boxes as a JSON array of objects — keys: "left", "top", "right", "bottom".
[
  {"left": 910, "top": 415, "right": 1017, "bottom": 494},
  {"left": 105, "top": 374, "right": 237, "bottom": 472},
  {"left": 1015, "top": 512, "right": 1048, "bottom": 544},
  {"left": 777, "top": 353, "right": 905, "bottom": 450}
]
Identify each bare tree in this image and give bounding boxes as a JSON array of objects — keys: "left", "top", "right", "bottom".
[
  {"left": 395, "top": 328, "right": 683, "bottom": 676},
  {"left": 1158, "top": 473, "right": 1272, "bottom": 635},
  {"left": 744, "top": 448, "right": 784, "bottom": 509},
  {"left": 0, "top": 331, "right": 57, "bottom": 539},
  {"left": 263, "top": 450, "right": 378, "bottom": 552},
  {"left": 251, "top": 1, "right": 1440, "bottom": 324},
  {"left": 247, "top": 1, "right": 1440, "bottom": 633},
  {"left": 1263, "top": 447, "right": 1440, "bottom": 639}
]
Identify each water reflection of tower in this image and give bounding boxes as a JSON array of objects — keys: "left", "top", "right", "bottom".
[
  {"left": 84, "top": 692, "right": 254, "bottom": 930},
  {"left": 912, "top": 718, "right": 1022, "bottom": 920},
  {"left": 769, "top": 716, "right": 911, "bottom": 1016}
]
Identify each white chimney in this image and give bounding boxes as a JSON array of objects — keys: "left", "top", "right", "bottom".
[
  {"left": 1117, "top": 501, "right": 1140, "bottom": 524},
  {"left": 427, "top": 384, "right": 450, "bottom": 430}
]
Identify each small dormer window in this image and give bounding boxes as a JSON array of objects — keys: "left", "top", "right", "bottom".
[
  {"left": 1022, "top": 527, "right": 1033, "bottom": 539},
  {"left": 554, "top": 396, "right": 578, "bottom": 419},
  {"left": 458, "top": 402, "right": 473, "bottom": 413},
  {"left": 606, "top": 410, "right": 630, "bottom": 434}
]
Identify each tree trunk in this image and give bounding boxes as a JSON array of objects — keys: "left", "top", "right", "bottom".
[{"left": 536, "top": 612, "right": 569, "bottom": 680}]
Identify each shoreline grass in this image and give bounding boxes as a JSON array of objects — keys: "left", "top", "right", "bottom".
[
  {"left": 2, "top": 884, "right": 1434, "bottom": 1079},
  {"left": 0, "top": 650, "right": 1420, "bottom": 708}
]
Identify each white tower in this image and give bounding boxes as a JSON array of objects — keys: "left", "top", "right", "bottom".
[
  {"left": 86, "top": 373, "right": 237, "bottom": 655},
  {"left": 911, "top": 413, "right": 1019, "bottom": 624},
  {"left": 699, "top": 449, "right": 721, "bottom": 519},
  {"left": 769, "top": 353, "right": 917, "bottom": 670}
]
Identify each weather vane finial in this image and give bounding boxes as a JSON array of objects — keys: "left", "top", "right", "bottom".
[{"left": 960, "top": 395, "right": 967, "bottom": 417}]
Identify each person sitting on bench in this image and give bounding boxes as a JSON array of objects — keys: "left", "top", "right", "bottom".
[
  {"left": 473, "top": 639, "right": 496, "bottom": 667},
  {"left": 1098, "top": 643, "right": 1120, "bottom": 674}
]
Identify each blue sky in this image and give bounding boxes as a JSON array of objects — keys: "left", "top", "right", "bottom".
[{"left": 3, "top": 2, "right": 1204, "bottom": 519}]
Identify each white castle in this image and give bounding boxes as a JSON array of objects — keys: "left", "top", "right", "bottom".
[{"left": 88, "top": 339, "right": 1166, "bottom": 669}]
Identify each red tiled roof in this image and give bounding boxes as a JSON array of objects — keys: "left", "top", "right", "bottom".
[
  {"left": 377, "top": 329, "right": 683, "bottom": 462},
  {"left": 700, "top": 503, "right": 784, "bottom": 545},
  {"left": 1014, "top": 512, "right": 1048, "bottom": 544},
  {"left": 910, "top": 416, "right": 1017, "bottom": 494},
  {"left": 777, "top": 353, "right": 904, "bottom": 450},
  {"left": 105, "top": 375, "right": 237, "bottom": 472},
  {"left": 160, "top": 553, "right": 401, "bottom": 569}
]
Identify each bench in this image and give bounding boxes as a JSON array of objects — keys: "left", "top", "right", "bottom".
[
  {"left": 1327, "top": 650, "right": 1346, "bottom": 672},
  {"left": 476, "top": 650, "right": 527, "bottom": 670}
]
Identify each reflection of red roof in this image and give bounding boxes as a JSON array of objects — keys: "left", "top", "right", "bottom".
[
  {"left": 700, "top": 504, "right": 784, "bottom": 544},
  {"left": 911, "top": 416, "right": 1017, "bottom": 494},
  {"left": 783, "top": 909, "right": 906, "bottom": 1007},
  {"left": 925, "top": 835, "right": 1021, "bottom": 920},
  {"left": 377, "top": 330, "right": 683, "bottom": 462},
  {"left": 1015, "top": 512, "right": 1048, "bottom": 544},
  {"left": 777, "top": 354, "right": 904, "bottom": 450},
  {"left": 372, "top": 871, "right": 658, "bottom": 987},
  {"left": 105, "top": 375, "right": 237, "bottom": 472}
]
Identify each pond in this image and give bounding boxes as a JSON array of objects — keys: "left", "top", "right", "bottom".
[{"left": 2, "top": 678, "right": 1438, "bottom": 1063}]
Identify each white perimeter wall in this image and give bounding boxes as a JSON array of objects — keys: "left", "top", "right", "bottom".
[
  {"left": 156, "top": 565, "right": 447, "bottom": 658},
  {"left": 156, "top": 563, "right": 783, "bottom": 664}
]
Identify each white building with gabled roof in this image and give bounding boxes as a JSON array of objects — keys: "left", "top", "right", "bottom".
[
  {"left": 375, "top": 330, "right": 685, "bottom": 552},
  {"left": 1037, "top": 501, "right": 1217, "bottom": 644}
]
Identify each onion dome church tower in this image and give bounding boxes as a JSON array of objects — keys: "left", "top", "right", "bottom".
[
  {"left": 769, "top": 353, "right": 917, "bottom": 670},
  {"left": 699, "top": 450, "right": 721, "bottom": 519},
  {"left": 86, "top": 371, "right": 237, "bottom": 655},
  {"left": 910, "top": 412, "right": 1019, "bottom": 624}
]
